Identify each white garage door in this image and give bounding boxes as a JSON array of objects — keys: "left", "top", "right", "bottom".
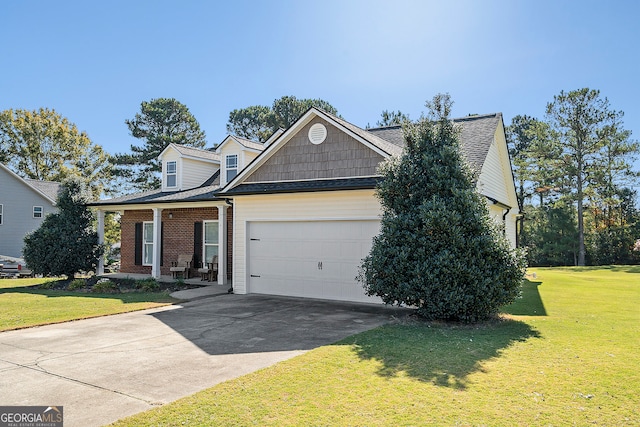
[{"left": 247, "top": 220, "right": 381, "bottom": 303}]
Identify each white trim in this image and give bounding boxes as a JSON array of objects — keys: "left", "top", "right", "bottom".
[
  {"left": 97, "top": 210, "right": 105, "bottom": 275},
  {"left": 202, "top": 219, "right": 219, "bottom": 268},
  {"left": 158, "top": 143, "right": 220, "bottom": 164},
  {"left": 225, "top": 154, "right": 238, "bottom": 184},
  {"left": 142, "top": 221, "right": 154, "bottom": 267},
  {"left": 165, "top": 160, "right": 177, "bottom": 188},
  {"left": 217, "top": 207, "right": 227, "bottom": 285},
  {"left": 151, "top": 208, "right": 163, "bottom": 278},
  {"left": 215, "top": 136, "right": 263, "bottom": 154},
  {"left": 242, "top": 215, "right": 380, "bottom": 223}
]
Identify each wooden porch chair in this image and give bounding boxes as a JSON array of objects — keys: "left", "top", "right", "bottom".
[
  {"left": 197, "top": 255, "right": 218, "bottom": 282},
  {"left": 170, "top": 254, "right": 193, "bottom": 279}
]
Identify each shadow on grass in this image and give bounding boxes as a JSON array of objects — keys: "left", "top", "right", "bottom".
[
  {"left": 535, "top": 265, "right": 640, "bottom": 273},
  {"left": 343, "top": 318, "right": 540, "bottom": 389},
  {"left": 503, "top": 279, "right": 547, "bottom": 316},
  {"left": 0, "top": 284, "right": 175, "bottom": 304}
]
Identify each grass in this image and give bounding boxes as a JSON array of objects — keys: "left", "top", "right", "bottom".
[
  {"left": 111, "top": 267, "right": 640, "bottom": 426},
  {"left": 0, "top": 278, "right": 178, "bottom": 331}
]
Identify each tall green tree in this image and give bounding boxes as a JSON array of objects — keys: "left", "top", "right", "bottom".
[
  {"left": 226, "top": 96, "right": 338, "bottom": 141},
  {"left": 112, "top": 98, "right": 207, "bottom": 191},
  {"left": 546, "top": 88, "right": 636, "bottom": 266},
  {"left": 358, "top": 94, "right": 525, "bottom": 322},
  {"left": 23, "top": 177, "right": 103, "bottom": 278},
  {"left": 0, "top": 108, "right": 112, "bottom": 198}
]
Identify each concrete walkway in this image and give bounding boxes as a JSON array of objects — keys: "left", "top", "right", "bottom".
[{"left": 0, "top": 293, "right": 410, "bottom": 427}]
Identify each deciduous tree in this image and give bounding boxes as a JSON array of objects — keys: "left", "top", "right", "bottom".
[{"left": 0, "top": 108, "right": 112, "bottom": 198}]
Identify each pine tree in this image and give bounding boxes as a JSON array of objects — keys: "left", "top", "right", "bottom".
[{"left": 358, "top": 94, "right": 525, "bottom": 322}]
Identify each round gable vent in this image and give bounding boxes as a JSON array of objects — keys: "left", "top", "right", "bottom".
[{"left": 308, "top": 123, "right": 327, "bottom": 145}]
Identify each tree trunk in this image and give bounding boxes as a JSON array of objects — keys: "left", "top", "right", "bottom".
[{"left": 577, "top": 173, "right": 586, "bottom": 266}]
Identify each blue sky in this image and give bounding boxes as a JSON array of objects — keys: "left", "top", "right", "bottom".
[{"left": 2, "top": 0, "right": 639, "bottom": 174}]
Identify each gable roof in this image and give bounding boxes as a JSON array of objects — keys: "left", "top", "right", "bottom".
[
  {"left": 160, "top": 143, "right": 220, "bottom": 163},
  {"left": 221, "top": 110, "right": 501, "bottom": 195},
  {"left": 89, "top": 170, "right": 221, "bottom": 207},
  {"left": 0, "top": 163, "right": 60, "bottom": 203},
  {"left": 367, "top": 113, "right": 502, "bottom": 173},
  {"left": 219, "top": 107, "right": 404, "bottom": 194},
  {"left": 216, "top": 135, "right": 265, "bottom": 153},
  {"left": 91, "top": 110, "right": 506, "bottom": 204}
]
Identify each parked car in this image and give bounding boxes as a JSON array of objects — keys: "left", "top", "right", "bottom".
[{"left": 0, "top": 256, "right": 33, "bottom": 278}]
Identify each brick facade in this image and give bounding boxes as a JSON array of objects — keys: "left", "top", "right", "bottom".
[{"left": 120, "top": 206, "right": 233, "bottom": 278}]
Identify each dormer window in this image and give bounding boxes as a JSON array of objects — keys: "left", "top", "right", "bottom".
[
  {"left": 166, "top": 161, "right": 177, "bottom": 187},
  {"left": 226, "top": 154, "right": 238, "bottom": 182}
]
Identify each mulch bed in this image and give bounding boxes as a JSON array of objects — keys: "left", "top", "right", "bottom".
[{"left": 37, "top": 276, "right": 203, "bottom": 293}]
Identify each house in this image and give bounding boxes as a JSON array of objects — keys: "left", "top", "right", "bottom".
[
  {"left": 91, "top": 108, "right": 518, "bottom": 303},
  {"left": 0, "top": 163, "right": 60, "bottom": 258}
]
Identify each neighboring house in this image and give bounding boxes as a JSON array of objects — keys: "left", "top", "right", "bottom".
[
  {"left": 91, "top": 108, "right": 518, "bottom": 303},
  {"left": 0, "top": 163, "right": 60, "bottom": 258}
]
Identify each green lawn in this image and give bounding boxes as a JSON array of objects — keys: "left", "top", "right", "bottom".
[
  {"left": 0, "top": 278, "right": 177, "bottom": 331},
  {"left": 111, "top": 267, "right": 640, "bottom": 426}
]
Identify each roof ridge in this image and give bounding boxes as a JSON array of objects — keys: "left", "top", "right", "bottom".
[
  {"left": 312, "top": 108, "right": 403, "bottom": 156},
  {"left": 453, "top": 113, "right": 500, "bottom": 122}
]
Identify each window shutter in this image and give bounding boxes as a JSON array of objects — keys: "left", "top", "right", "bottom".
[
  {"left": 194, "top": 222, "right": 203, "bottom": 268},
  {"left": 134, "top": 222, "right": 142, "bottom": 265}
]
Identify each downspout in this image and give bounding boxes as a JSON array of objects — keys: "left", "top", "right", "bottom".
[{"left": 485, "top": 196, "right": 511, "bottom": 236}]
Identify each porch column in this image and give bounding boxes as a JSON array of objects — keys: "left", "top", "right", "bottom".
[
  {"left": 218, "top": 205, "right": 226, "bottom": 285},
  {"left": 152, "top": 208, "right": 163, "bottom": 278},
  {"left": 96, "top": 209, "right": 105, "bottom": 275}
]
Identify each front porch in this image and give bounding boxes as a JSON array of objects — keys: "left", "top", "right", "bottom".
[{"left": 99, "top": 272, "right": 232, "bottom": 288}]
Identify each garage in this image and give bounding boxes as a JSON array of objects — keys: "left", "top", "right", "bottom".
[{"left": 247, "top": 220, "right": 382, "bottom": 303}]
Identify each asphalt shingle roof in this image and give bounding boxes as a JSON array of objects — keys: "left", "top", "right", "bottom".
[
  {"left": 89, "top": 170, "right": 221, "bottom": 206},
  {"left": 93, "top": 112, "right": 501, "bottom": 203},
  {"left": 367, "top": 113, "right": 501, "bottom": 172},
  {"left": 25, "top": 179, "right": 61, "bottom": 201},
  {"left": 230, "top": 136, "right": 266, "bottom": 151},
  {"left": 172, "top": 144, "right": 220, "bottom": 162},
  {"left": 224, "top": 177, "right": 382, "bottom": 195}
]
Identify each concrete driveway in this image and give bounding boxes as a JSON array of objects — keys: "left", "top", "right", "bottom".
[{"left": 0, "top": 293, "right": 409, "bottom": 427}]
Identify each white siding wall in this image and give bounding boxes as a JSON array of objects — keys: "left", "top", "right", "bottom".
[
  {"left": 160, "top": 148, "right": 219, "bottom": 191},
  {"left": 181, "top": 158, "right": 218, "bottom": 189},
  {"left": 476, "top": 142, "right": 504, "bottom": 203},
  {"left": 232, "top": 190, "right": 381, "bottom": 294},
  {"left": 476, "top": 127, "right": 519, "bottom": 248},
  {"left": 0, "top": 168, "right": 56, "bottom": 258}
]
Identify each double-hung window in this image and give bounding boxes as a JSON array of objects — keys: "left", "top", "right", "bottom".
[
  {"left": 225, "top": 154, "right": 238, "bottom": 183},
  {"left": 203, "top": 220, "right": 219, "bottom": 264},
  {"left": 143, "top": 222, "right": 154, "bottom": 266},
  {"left": 33, "top": 206, "right": 43, "bottom": 218},
  {"left": 166, "top": 161, "right": 177, "bottom": 188}
]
